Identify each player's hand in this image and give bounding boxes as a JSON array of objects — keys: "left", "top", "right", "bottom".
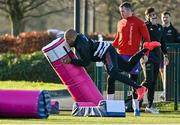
[
  {"left": 143, "top": 55, "right": 148, "bottom": 63},
  {"left": 164, "top": 56, "right": 169, "bottom": 65},
  {"left": 62, "top": 58, "right": 71, "bottom": 64}
]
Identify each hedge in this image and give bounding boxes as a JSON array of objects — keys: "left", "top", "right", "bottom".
[
  {"left": 0, "top": 31, "right": 113, "bottom": 82},
  {"left": 0, "top": 31, "right": 115, "bottom": 55},
  {"left": 0, "top": 31, "right": 53, "bottom": 54},
  {"left": 0, "top": 52, "right": 60, "bottom": 83},
  {"left": 0, "top": 52, "right": 95, "bottom": 83}
]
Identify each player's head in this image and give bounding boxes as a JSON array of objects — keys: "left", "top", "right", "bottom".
[
  {"left": 64, "top": 29, "right": 77, "bottom": 47},
  {"left": 161, "top": 11, "right": 171, "bottom": 26},
  {"left": 145, "top": 7, "right": 157, "bottom": 25},
  {"left": 119, "top": 2, "right": 133, "bottom": 19}
]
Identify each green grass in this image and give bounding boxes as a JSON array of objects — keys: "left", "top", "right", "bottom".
[
  {"left": 0, "top": 80, "right": 65, "bottom": 90},
  {"left": 153, "top": 101, "right": 180, "bottom": 112},
  {"left": 0, "top": 81, "right": 180, "bottom": 124},
  {"left": 1, "top": 111, "right": 180, "bottom": 124}
]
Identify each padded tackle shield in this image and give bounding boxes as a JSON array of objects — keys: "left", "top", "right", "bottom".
[
  {"left": 0, "top": 90, "right": 51, "bottom": 118},
  {"left": 42, "top": 37, "right": 103, "bottom": 106}
]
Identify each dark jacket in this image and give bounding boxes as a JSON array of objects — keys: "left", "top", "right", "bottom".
[
  {"left": 145, "top": 21, "right": 167, "bottom": 63},
  {"left": 163, "top": 24, "right": 180, "bottom": 43},
  {"left": 70, "top": 34, "right": 109, "bottom": 66}
]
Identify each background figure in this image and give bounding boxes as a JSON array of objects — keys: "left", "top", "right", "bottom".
[
  {"left": 141, "top": 7, "right": 168, "bottom": 114},
  {"left": 161, "top": 11, "right": 180, "bottom": 44},
  {"left": 109, "top": 2, "right": 151, "bottom": 116},
  {"left": 159, "top": 11, "right": 180, "bottom": 100}
]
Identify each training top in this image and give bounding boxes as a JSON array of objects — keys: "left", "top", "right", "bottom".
[
  {"left": 163, "top": 24, "right": 180, "bottom": 43},
  {"left": 145, "top": 21, "right": 167, "bottom": 63},
  {"left": 113, "top": 16, "right": 151, "bottom": 55},
  {"left": 70, "top": 34, "right": 110, "bottom": 67}
]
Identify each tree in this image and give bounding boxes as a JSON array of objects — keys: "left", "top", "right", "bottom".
[
  {"left": 0, "top": 0, "right": 73, "bottom": 36},
  {"left": 93, "top": 0, "right": 119, "bottom": 33},
  {"left": 91, "top": 0, "right": 180, "bottom": 33},
  {"left": 105, "top": 0, "right": 119, "bottom": 33}
]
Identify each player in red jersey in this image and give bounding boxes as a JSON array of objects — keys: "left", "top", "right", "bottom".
[{"left": 108, "top": 2, "right": 151, "bottom": 116}]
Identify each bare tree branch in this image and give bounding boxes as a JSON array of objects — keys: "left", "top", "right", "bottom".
[
  {"left": 0, "top": 2, "right": 9, "bottom": 13},
  {"left": 24, "top": 7, "right": 69, "bottom": 18},
  {"left": 23, "top": 0, "right": 48, "bottom": 13},
  {"left": 0, "top": 0, "right": 5, "bottom": 4},
  {"left": 19, "top": 0, "right": 33, "bottom": 9},
  {"left": 22, "top": 0, "right": 38, "bottom": 12},
  {"left": 0, "top": 6, "right": 9, "bottom": 13},
  {"left": 0, "top": 1, "right": 6, "bottom": 7}
]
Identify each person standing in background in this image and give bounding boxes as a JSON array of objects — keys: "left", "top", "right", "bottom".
[
  {"left": 159, "top": 11, "right": 180, "bottom": 100},
  {"left": 108, "top": 2, "right": 151, "bottom": 116},
  {"left": 141, "top": 7, "right": 169, "bottom": 114},
  {"left": 161, "top": 11, "right": 180, "bottom": 44}
]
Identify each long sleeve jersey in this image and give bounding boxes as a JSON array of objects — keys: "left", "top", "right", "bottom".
[
  {"left": 145, "top": 21, "right": 167, "bottom": 63},
  {"left": 70, "top": 34, "right": 110, "bottom": 67},
  {"left": 163, "top": 24, "right": 180, "bottom": 43},
  {"left": 113, "top": 16, "right": 151, "bottom": 55}
]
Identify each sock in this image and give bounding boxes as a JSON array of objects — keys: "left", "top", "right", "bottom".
[{"left": 132, "top": 99, "right": 139, "bottom": 110}]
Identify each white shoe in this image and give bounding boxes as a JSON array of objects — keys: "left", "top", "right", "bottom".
[{"left": 145, "top": 106, "right": 160, "bottom": 114}]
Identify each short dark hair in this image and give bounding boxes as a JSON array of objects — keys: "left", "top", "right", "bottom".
[
  {"left": 161, "top": 11, "right": 171, "bottom": 16},
  {"left": 119, "top": 2, "right": 132, "bottom": 10},
  {"left": 145, "top": 7, "right": 155, "bottom": 15}
]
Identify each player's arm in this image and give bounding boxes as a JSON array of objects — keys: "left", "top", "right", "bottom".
[
  {"left": 161, "top": 28, "right": 168, "bottom": 55},
  {"left": 173, "top": 27, "right": 180, "bottom": 43},
  {"left": 112, "top": 33, "right": 119, "bottom": 48},
  {"left": 139, "top": 21, "right": 151, "bottom": 43},
  {"left": 112, "top": 22, "right": 120, "bottom": 48},
  {"left": 70, "top": 36, "right": 92, "bottom": 67},
  {"left": 161, "top": 29, "right": 169, "bottom": 65},
  {"left": 139, "top": 21, "right": 151, "bottom": 62},
  {"left": 71, "top": 46, "right": 91, "bottom": 67}
]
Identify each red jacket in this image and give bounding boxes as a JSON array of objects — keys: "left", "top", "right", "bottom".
[{"left": 113, "top": 16, "right": 151, "bottom": 55}]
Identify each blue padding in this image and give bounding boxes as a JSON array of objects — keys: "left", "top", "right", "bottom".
[
  {"left": 38, "top": 90, "right": 51, "bottom": 118},
  {"left": 106, "top": 112, "right": 126, "bottom": 117},
  {"left": 50, "top": 101, "right": 60, "bottom": 114}
]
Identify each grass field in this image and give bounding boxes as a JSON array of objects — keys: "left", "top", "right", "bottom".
[
  {"left": 0, "top": 81, "right": 180, "bottom": 124},
  {"left": 0, "top": 111, "right": 180, "bottom": 124},
  {"left": 0, "top": 80, "right": 65, "bottom": 90}
]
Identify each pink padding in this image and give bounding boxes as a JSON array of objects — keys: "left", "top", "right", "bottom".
[
  {"left": 42, "top": 38, "right": 103, "bottom": 106},
  {"left": 52, "top": 54, "right": 103, "bottom": 105},
  {"left": 77, "top": 102, "right": 96, "bottom": 107},
  {"left": 43, "top": 37, "right": 64, "bottom": 52},
  {"left": 0, "top": 90, "right": 42, "bottom": 118}
]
